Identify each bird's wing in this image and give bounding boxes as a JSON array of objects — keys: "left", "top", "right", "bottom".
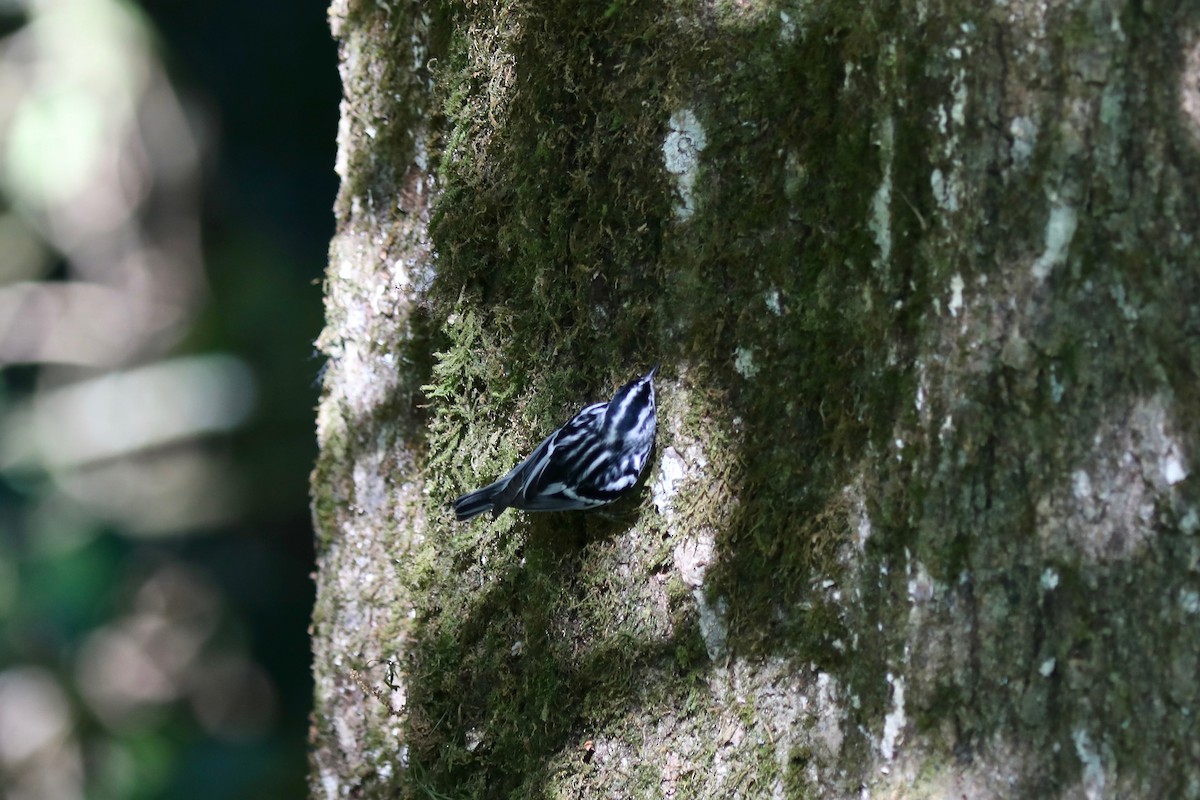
[{"left": 489, "top": 402, "right": 605, "bottom": 512}]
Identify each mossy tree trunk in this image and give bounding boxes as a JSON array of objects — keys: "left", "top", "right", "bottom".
[{"left": 311, "top": 0, "right": 1200, "bottom": 797}]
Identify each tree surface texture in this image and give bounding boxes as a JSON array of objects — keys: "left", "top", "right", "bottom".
[{"left": 312, "top": 1, "right": 1200, "bottom": 797}]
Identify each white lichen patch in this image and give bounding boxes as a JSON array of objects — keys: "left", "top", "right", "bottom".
[
  {"left": 652, "top": 442, "right": 706, "bottom": 520},
  {"left": 947, "top": 273, "right": 965, "bottom": 317},
  {"left": 1009, "top": 115, "right": 1038, "bottom": 167},
  {"left": 1180, "top": 589, "right": 1200, "bottom": 615},
  {"left": 1179, "top": 25, "right": 1200, "bottom": 143},
  {"left": 734, "top": 346, "right": 759, "bottom": 378},
  {"left": 779, "top": 10, "right": 797, "bottom": 42},
  {"left": 880, "top": 673, "right": 907, "bottom": 761},
  {"left": 928, "top": 32, "right": 971, "bottom": 220},
  {"left": 784, "top": 148, "right": 806, "bottom": 200},
  {"left": 318, "top": 768, "right": 340, "bottom": 800},
  {"left": 696, "top": 594, "right": 729, "bottom": 661},
  {"left": 1072, "top": 728, "right": 1108, "bottom": 800},
  {"left": 652, "top": 381, "right": 709, "bottom": 521},
  {"left": 662, "top": 108, "right": 708, "bottom": 220},
  {"left": 949, "top": 62, "right": 968, "bottom": 128},
  {"left": 869, "top": 116, "right": 894, "bottom": 266},
  {"left": 674, "top": 532, "right": 728, "bottom": 660},
  {"left": 1134, "top": 397, "right": 1190, "bottom": 491},
  {"left": 913, "top": 369, "right": 929, "bottom": 429},
  {"left": 1164, "top": 452, "right": 1188, "bottom": 485},
  {"left": 652, "top": 446, "right": 689, "bottom": 517},
  {"left": 673, "top": 533, "right": 714, "bottom": 591},
  {"left": 1030, "top": 202, "right": 1078, "bottom": 281},
  {"left": 352, "top": 452, "right": 390, "bottom": 518},
  {"left": 1037, "top": 394, "right": 1189, "bottom": 562},
  {"left": 844, "top": 479, "right": 873, "bottom": 552},
  {"left": 764, "top": 287, "right": 783, "bottom": 315},
  {"left": 930, "top": 168, "right": 960, "bottom": 212},
  {"left": 1040, "top": 567, "right": 1059, "bottom": 592},
  {"left": 906, "top": 559, "right": 937, "bottom": 607}
]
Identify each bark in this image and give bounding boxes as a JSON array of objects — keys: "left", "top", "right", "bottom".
[{"left": 311, "top": 1, "right": 1200, "bottom": 797}]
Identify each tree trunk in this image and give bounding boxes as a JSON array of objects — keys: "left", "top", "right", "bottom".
[{"left": 311, "top": 1, "right": 1200, "bottom": 797}]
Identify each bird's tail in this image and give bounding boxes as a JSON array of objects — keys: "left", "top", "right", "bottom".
[{"left": 452, "top": 481, "right": 503, "bottom": 521}]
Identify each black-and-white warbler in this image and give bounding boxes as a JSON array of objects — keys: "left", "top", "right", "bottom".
[{"left": 452, "top": 365, "right": 659, "bottom": 521}]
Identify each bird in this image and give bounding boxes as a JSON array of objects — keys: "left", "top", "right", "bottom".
[{"left": 452, "top": 365, "right": 659, "bottom": 521}]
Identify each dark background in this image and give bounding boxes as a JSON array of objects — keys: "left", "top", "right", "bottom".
[
  {"left": 125, "top": 0, "right": 338, "bottom": 791},
  {"left": 0, "top": 0, "right": 338, "bottom": 795}
]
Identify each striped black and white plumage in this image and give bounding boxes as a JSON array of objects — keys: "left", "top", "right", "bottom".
[{"left": 452, "top": 365, "right": 658, "bottom": 521}]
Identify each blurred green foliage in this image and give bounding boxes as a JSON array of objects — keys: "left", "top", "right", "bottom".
[{"left": 0, "top": 0, "right": 336, "bottom": 797}]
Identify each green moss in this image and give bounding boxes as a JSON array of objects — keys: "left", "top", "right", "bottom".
[{"left": 394, "top": 0, "right": 927, "bottom": 794}]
